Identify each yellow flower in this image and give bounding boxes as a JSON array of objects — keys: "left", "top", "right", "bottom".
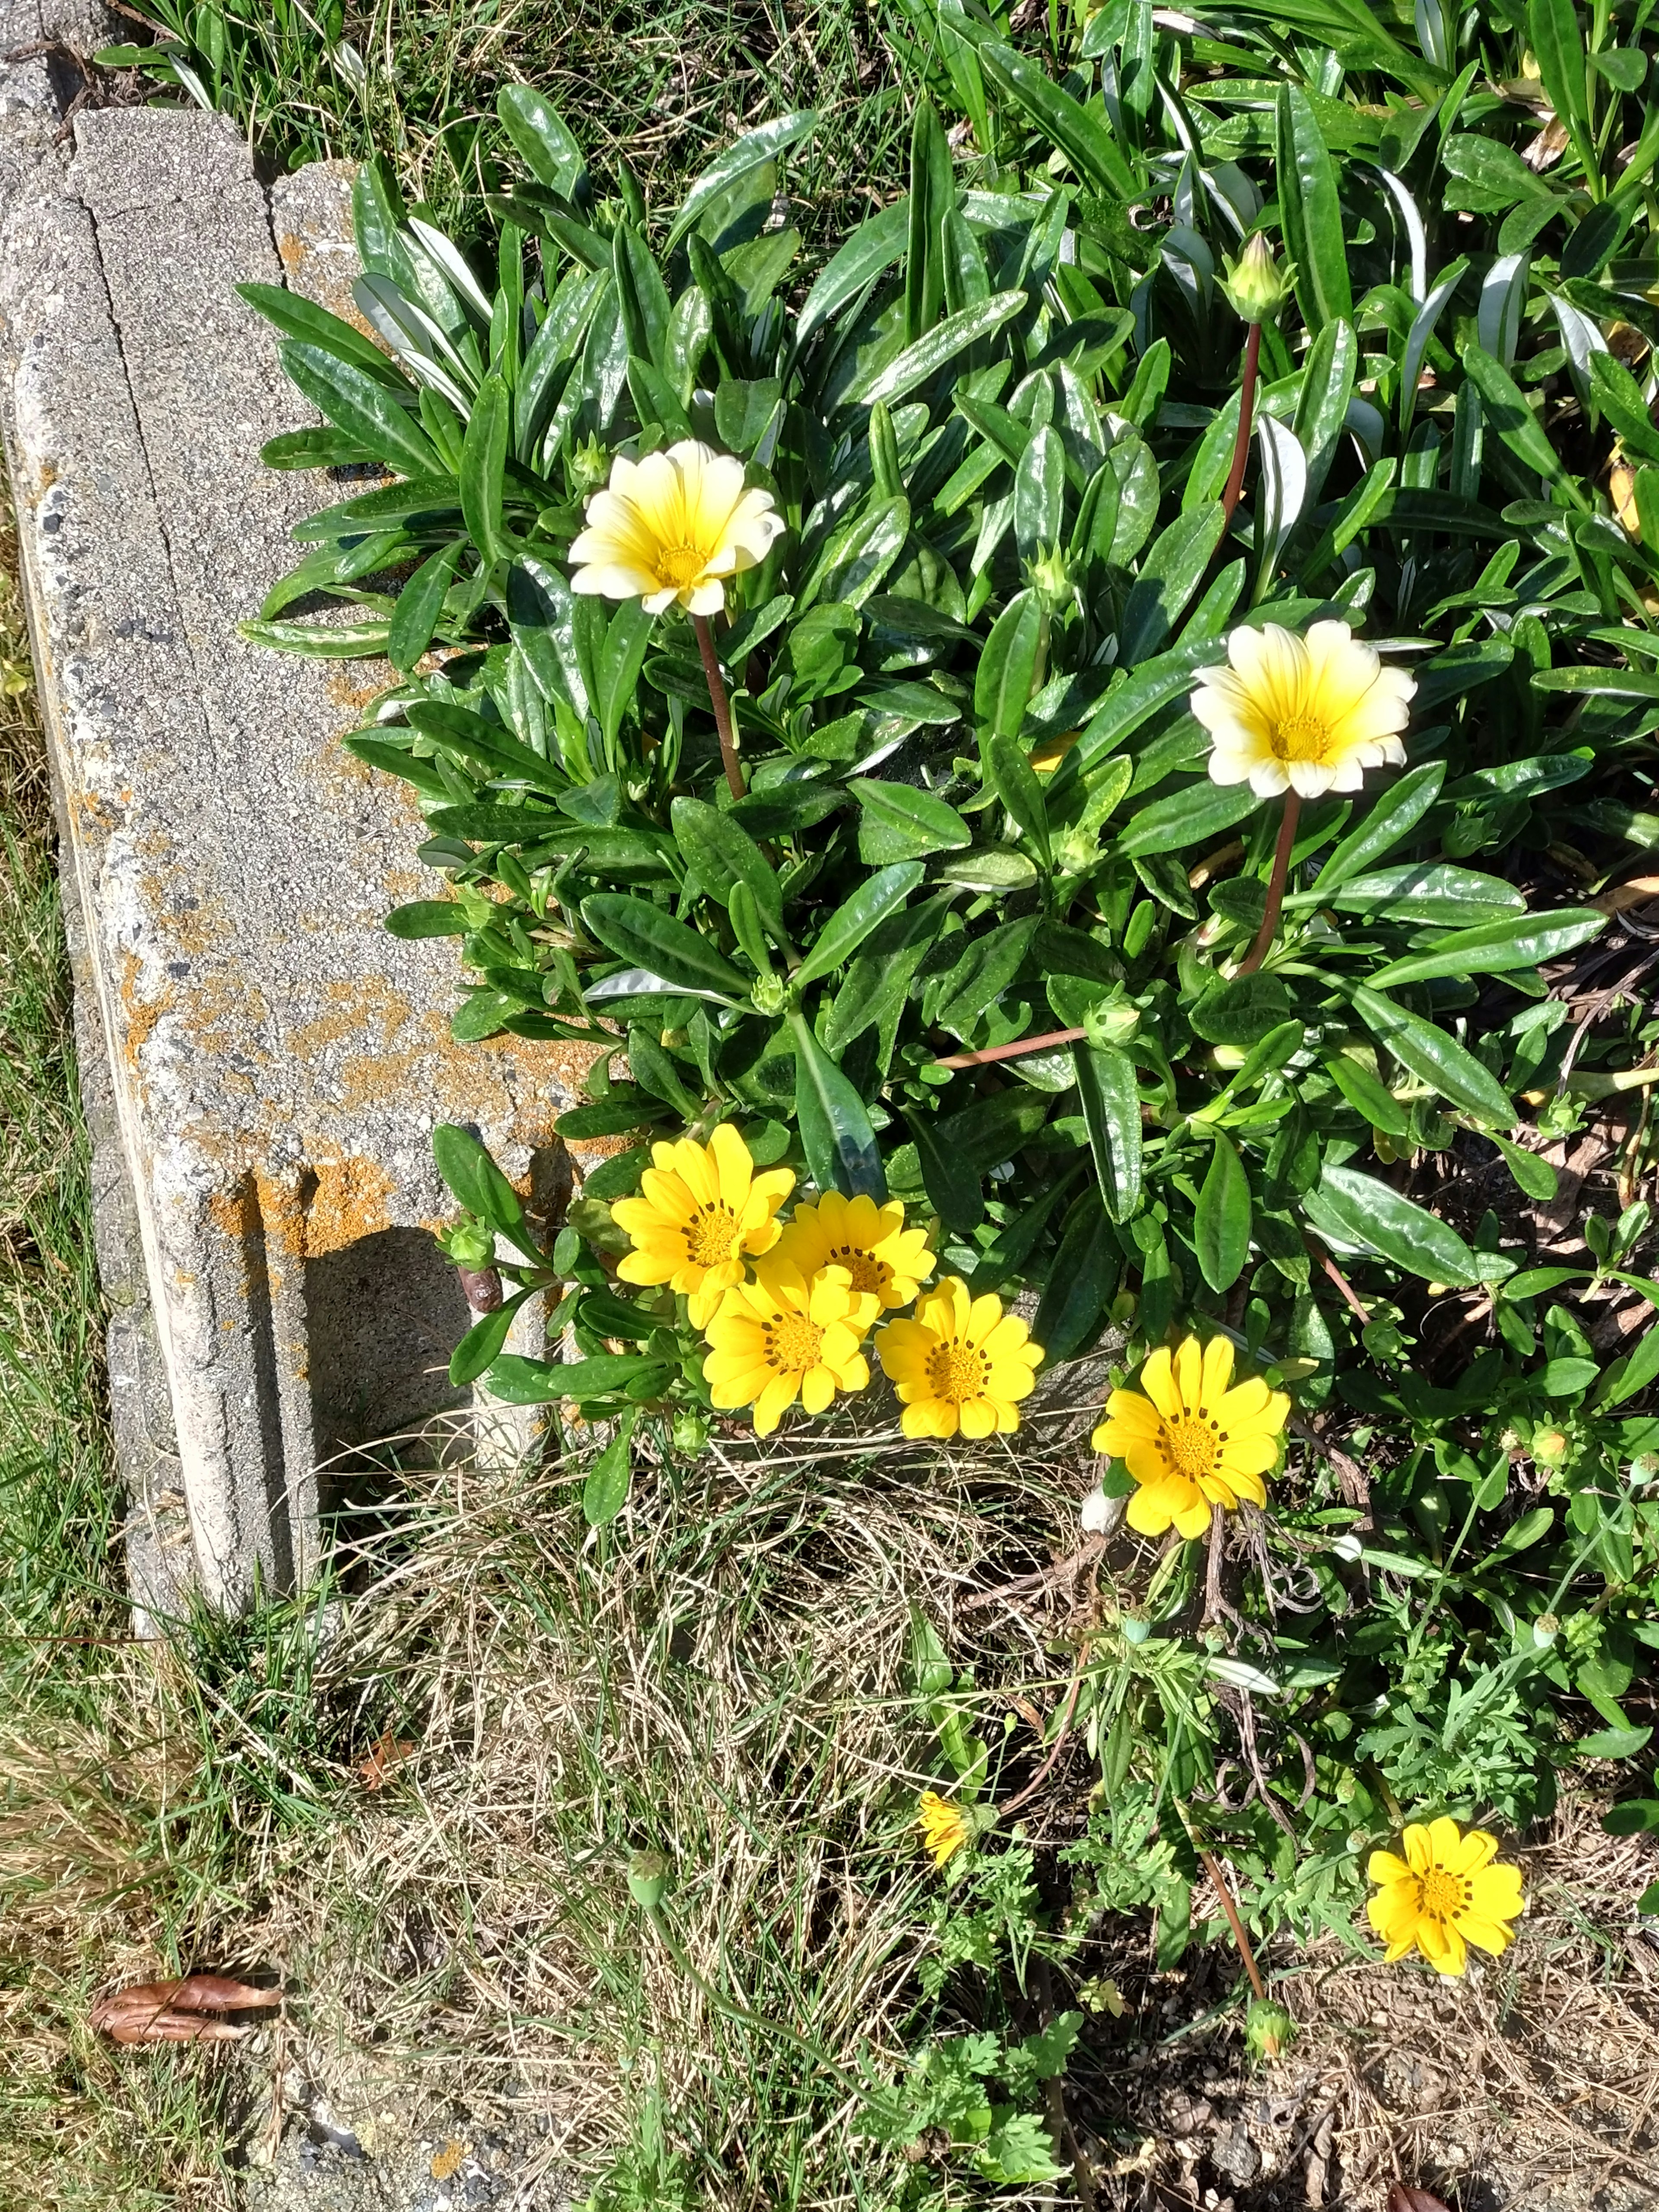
[
  {"left": 876, "top": 1277, "right": 1042, "bottom": 1441},
  {"left": 568, "top": 439, "right": 785, "bottom": 617},
  {"left": 773, "top": 1190, "right": 934, "bottom": 1313},
  {"left": 702, "top": 1259, "right": 878, "bottom": 1436},
  {"left": 1093, "top": 1335, "right": 1289, "bottom": 1540},
  {"left": 917, "top": 1790, "right": 969, "bottom": 1870},
  {"left": 1367, "top": 1817, "right": 1525, "bottom": 1976},
  {"left": 1193, "top": 620, "right": 1415, "bottom": 801},
  {"left": 611, "top": 1123, "right": 793, "bottom": 1327}
]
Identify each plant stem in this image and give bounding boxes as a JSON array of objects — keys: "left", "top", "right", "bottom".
[
  {"left": 932, "top": 1023, "right": 1086, "bottom": 1072},
  {"left": 692, "top": 612, "right": 745, "bottom": 802},
  {"left": 1236, "top": 791, "right": 1301, "bottom": 978},
  {"left": 1196, "top": 1847, "right": 1267, "bottom": 2003},
  {"left": 1220, "top": 321, "right": 1263, "bottom": 530}
]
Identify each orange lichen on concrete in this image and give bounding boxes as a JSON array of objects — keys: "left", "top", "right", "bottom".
[
  {"left": 290, "top": 976, "right": 416, "bottom": 1059},
  {"left": 299, "top": 1157, "right": 397, "bottom": 1257},
  {"left": 117, "top": 949, "right": 175, "bottom": 1071},
  {"left": 325, "top": 667, "right": 394, "bottom": 719}
]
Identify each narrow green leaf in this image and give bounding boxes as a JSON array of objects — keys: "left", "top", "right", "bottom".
[
  {"left": 908, "top": 1109, "right": 984, "bottom": 1233},
  {"left": 583, "top": 1419, "right": 636, "bottom": 1526},
  {"left": 1313, "top": 762, "right": 1447, "bottom": 890},
  {"left": 1308, "top": 1163, "right": 1481, "bottom": 1285},
  {"left": 851, "top": 779, "right": 972, "bottom": 863},
  {"left": 669, "top": 110, "right": 818, "bottom": 247},
  {"left": 280, "top": 341, "right": 445, "bottom": 480},
  {"left": 845, "top": 291, "right": 1027, "bottom": 410},
  {"left": 582, "top": 895, "right": 748, "bottom": 999},
  {"left": 668, "top": 797, "right": 784, "bottom": 931},
  {"left": 432, "top": 1124, "right": 537, "bottom": 1256},
  {"left": 1349, "top": 984, "right": 1515, "bottom": 1126},
  {"left": 1075, "top": 1045, "right": 1142, "bottom": 1223},
  {"left": 987, "top": 736, "right": 1052, "bottom": 867},
  {"left": 1367, "top": 908, "right": 1604, "bottom": 988},
  {"left": 791, "top": 1014, "right": 886, "bottom": 1200},
  {"left": 975, "top": 591, "right": 1046, "bottom": 741},
  {"left": 1276, "top": 85, "right": 1353, "bottom": 333},
  {"left": 450, "top": 1285, "right": 537, "bottom": 1386},
  {"left": 388, "top": 541, "right": 466, "bottom": 673},
  {"left": 979, "top": 41, "right": 1137, "bottom": 195},
  {"left": 1195, "top": 1131, "right": 1251, "bottom": 1292},
  {"left": 797, "top": 862, "right": 924, "bottom": 985},
  {"left": 1033, "top": 1191, "right": 1118, "bottom": 1363}
]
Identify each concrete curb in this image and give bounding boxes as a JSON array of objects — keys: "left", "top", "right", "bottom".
[{"left": 0, "top": 63, "right": 591, "bottom": 1616}]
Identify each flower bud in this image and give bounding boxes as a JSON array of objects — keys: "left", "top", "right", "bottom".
[
  {"left": 627, "top": 1849, "right": 673, "bottom": 1911},
  {"left": 1083, "top": 996, "right": 1140, "bottom": 1049},
  {"left": 1121, "top": 1610, "right": 1152, "bottom": 1645},
  {"left": 1025, "top": 543, "right": 1075, "bottom": 616},
  {"left": 749, "top": 971, "right": 788, "bottom": 1017},
  {"left": 1532, "top": 1427, "right": 1569, "bottom": 1467},
  {"left": 435, "top": 1216, "right": 496, "bottom": 1271},
  {"left": 1244, "top": 1999, "right": 1296, "bottom": 2062},
  {"left": 571, "top": 436, "right": 610, "bottom": 494},
  {"left": 1219, "top": 233, "right": 1294, "bottom": 325},
  {"left": 1532, "top": 1612, "right": 1560, "bottom": 1648}
]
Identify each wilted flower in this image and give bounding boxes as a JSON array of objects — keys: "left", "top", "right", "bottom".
[
  {"left": 1193, "top": 620, "right": 1416, "bottom": 801},
  {"left": 1367, "top": 1817, "right": 1525, "bottom": 1977},
  {"left": 702, "top": 1260, "right": 877, "bottom": 1436},
  {"left": 611, "top": 1123, "right": 793, "bottom": 1326},
  {"left": 877, "top": 1278, "right": 1043, "bottom": 1440},
  {"left": 1092, "top": 1335, "right": 1290, "bottom": 1539},
  {"left": 569, "top": 439, "right": 785, "bottom": 615}
]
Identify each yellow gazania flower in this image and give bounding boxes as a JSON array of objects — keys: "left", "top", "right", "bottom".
[
  {"left": 1193, "top": 620, "right": 1416, "bottom": 801},
  {"left": 773, "top": 1191, "right": 934, "bottom": 1314},
  {"left": 567, "top": 439, "right": 785, "bottom": 617},
  {"left": 611, "top": 1123, "right": 793, "bottom": 1328},
  {"left": 1092, "top": 1335, "right": 1289, "bottom": 1540},
  {"left": 876, "top": 1277, "right": 1042, "bottom": 1441},
  {"left": 917, "top": 1790, "right": 969, "bottom": 1870},
  {"left": 702, "top": 1259, "right": 878, "bottom": 1436},
  {"left": 1367, "top": 1817, "right": 1526, "bottom": 1977}
]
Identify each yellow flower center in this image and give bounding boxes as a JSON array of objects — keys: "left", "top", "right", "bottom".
[
  {"left": 828, "top": 1242, "right": 888, "bottom": 1297},
  {"left": 684, "top": 1204, "right": 740, "bottom": 1269},
  {"left": 926, "top": 1341, "right": 988, "bottom": 1405},
  {"left": 1416, "top": 1868, "right": 1469, "bottom": 1921},
  {"left": 1160, "top": 1413, "right": 1224, "bottom": 1480},
  {"left": 764, "top": 1312, "right": 824, "bottom": 1375},
  {"left": 656, "top": 541, "right": 709, "bottom": 588},
  {"left": 1268, "top": 710, "right": 1332, "bottom": 764}
]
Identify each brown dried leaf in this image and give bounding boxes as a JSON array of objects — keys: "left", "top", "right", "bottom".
[
  {"left": 358, "top": 1730, "right": 416, "bottom": 1790},
  {"left": 1593, "top": 875, "right": 1659, "bottom": 916},
  {"left": 1522, "top": 115, "right": 1569, "bottom": 170},
  {"left": 90, "top": 1974, "right": 281, "bottom": 2044},
  {"left": 1387, "top": 2187, "right": 1454, "bottom": 2212}
]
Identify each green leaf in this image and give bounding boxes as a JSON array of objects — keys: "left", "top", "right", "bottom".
[
  {"left": 987, "top": 735, "right": 1052, "bottom": 867},
  {"left": 1323, "top": 1052, "right": 1410, "bottom": 1136},
  {"left": 1300, "top": 862, "right": 1523, "bottom": 927},
  {"left": 1349, "top": 984, "right": 1515, "bottom": 1126},
  {"left": 791, "top": 1014, "right": 886, "bottom": 1200},
  {"left": 1527, "top": 0, "right": 1593, "bottom": 177},
  {"left": 1313, "top": 762, "right": 1446, "bottom": 889},
  {"left": 796, "top": 198, "right": 910, "bottom": 341},
  {"left": 851, "top": 778, "right": 972, "bottom": 863},
  {"left": 797, "top": 862, "right": 924, "bottom": 985},
  {"left": 1491, "top": 1133, "right": 1558, "bottom": 1202},
  {"left": 449, "top": 1285, "right": 538, "bottom": 1386},
  {"left": 669, "top": 110, "right": 817, "bottom": 247},
  {"left": 975, "top": 591, "right": 1047, "bottom": 742},
  {"left": 1308, "top": 1163, "right": 1481, "bottom": 1286},
  {"left": 1592, "top": 1310, "right": 1659, "bottom": 1410},
  {"left": 384, "top": 899, "right": 468, "bottom": 939},
  {"left": 432, "top": 1124, "right": 537, "bottom": 1256},
  {"left": 907, "top": 1109, "right": 983, "bottom": 1233},
  {"left": 979, "top": 41, "right": 1136, "bottom": 195},
  {"left": 1120, "top": 505, "right": 1227, "bottom": 666},
  {"left": 388, "top": 541, "right": 465, "bottom": 673},
  {"left": 279, "top": 341, "right": 445, "bottom": 480},
  {"left": 497, "top": 84, "right": 588, "bottom": 200},
  {"left": 237, "top": 280, "right": 404, "bottom": 382},
  {"left": 1034, "top": 1190, "right": 1118, "bottom": 1363},
  {"left": 1276, "top": 85, "right": 1354, "bottom": 333},
  {"left": 1116, "top": 780, "right": 1260, "bottom": 858},
  {"left": 1590, "top": 351, "right": 1659, "bottom": 466},
  {"left": 844, "top": 290, "right": 1027, "bottom": 410},
  {"left": 458, "top": 373, "right": 511, "bottom": 566},
  {"left": 582, "top": 895, "right": 748, "bottom": 999},
  {"left": 1367, "top": 908, "right": 1604, "bottom": 989},
  {"left": 238, "top": 614, "right": 396, "bottom": 659},
  {"left": 1195, "top": 1131, "right": 1251, "bottom": 1293},
  {"left": 1575, "top": 1723, "right": 1652, "bottom": 1760},
  {"left": 582, "top": 1419, "right": 636, "bottom": 1527},
  {"left": 904, "top": 97, "right": 951, "bottom": 343},
  {"left": 1190, "top": 973, "right": 1296, "bottom": 1048},
  {"left": 1459, "top": 343, "right": 1582, "bottom": 503},
  {"left": 1076, "top": 1045, "right": 1142, "bottom": 1223},
  {"left": 485, "top": 1352, "right": 669, "bottom": 1403},
  {"left": 669, "top": 797, "right": 784, "bottom": 933}
]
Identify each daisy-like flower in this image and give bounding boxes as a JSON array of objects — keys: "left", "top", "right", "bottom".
[
  {"left": 611, "top": 1123, "right": 793, "bottom": 1328},
  {"left": 876, "top": 1278, "right": 1043, "bottom": 1441},
  {"left": 1367, "top": 1817, "right": 1526, "bottom": 1977},
  {"left": 774, "top": 1191, "right": 934, "bottom": 1314},
  {"left": 568, "top": 440, "right": 785, "bottom": 617},
  {"left": 1092, "top": 1335, "right": 1289, "bottom": 1540},
  {"left": 1193, "top": 620, "right": 1416, "bottom": 801},
  {"left": 917, "top": 1790, "right": 970, "bottom": 1870},
  {"left": 702, "top": 1259, "right": 878, "bottom": 1436}
]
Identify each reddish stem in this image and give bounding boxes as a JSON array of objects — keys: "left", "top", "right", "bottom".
[
  {"left": 1220, "top": 321, "right": 1263, "bottom": 530},
  {"left": 692, "top": 612, "right": 745, "bottom": 802},
  {"left": 1198, "top": 1846, "right": 1268, "bottom": 2003},
  {"left": 931, "top": 1024, "right": 1087, "bottom": 1073},
  {"left": 1235, "top": 791, "right": 1300, "bottom": 978}
]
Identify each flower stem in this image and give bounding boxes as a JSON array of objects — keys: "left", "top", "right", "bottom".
[
  {"left": 1220, "top": 321, "right": 1262, "bottom": 531},
  {"left": 1236, "top": 791, "right": 1301, "bottom": 978},
  {"left": 931, "top": 1023, "right": 1086, "bottom": 1072},
  {"left": 1197, "top": 1845, "right": 1268, "bottom": 2003},
  {"left": 692, "top": 612, "right": 745, "bottom": 802}
]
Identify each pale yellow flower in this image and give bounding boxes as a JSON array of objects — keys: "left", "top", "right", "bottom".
[
  {"left": 1367, "top": 1817, "right": 1525, "bottom": 1976},
  {"left": 876, "top": 1277, "right": 1042, "bottom": 1441},
  {"left": 917, "top": 1790, "right": 969, "bottom": 1870},
  {"left": 568, "top": 439, "right": 785, "bottom": 616},
  {"left": 611, "top": 1123, "right": 793, "bottom": 1327},
  {"left": 1093, "top": 1335, "right": 1289, "bottom": 1540},
  {"left": 773, "top": 1190, "right": 934, "bottom": 1314},
  {"left": 1194, "top": 620, "right": 1415, "bottom": 800},
  {"left": 702, "top": 1259, "right": 878, "bottom": 1436}
]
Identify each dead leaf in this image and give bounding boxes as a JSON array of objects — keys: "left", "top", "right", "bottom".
[
  {"left": 1593, "top": 874, "right": 1659, "bottom": 916},
  {"left": 358, "top": 1730, "right": 416, "bottom": 1789},
  {"left": 1387, "top": 2188, "right": 1453, "bottom": 2212},
  {"left": 91, "top": 1974, "right": 282, "bottom": 2045},
  {"left": 1304, "top": 2106, "right": 1335, "bottom": 2206},
  {"left": 1522, "top": 115, "right": 1569, "bottom": 169}
]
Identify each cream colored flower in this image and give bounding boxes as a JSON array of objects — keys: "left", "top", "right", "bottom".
[
  {"left": 568, "top": 440, "right": 784, "bottom": 616},
  {"left": 1194, "top": 620, "right": 1415, "bottom": 800}
]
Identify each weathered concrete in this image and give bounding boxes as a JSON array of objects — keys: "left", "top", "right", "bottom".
[{"left": 0, "top": 82, "right": 590, "bottom": 1615}]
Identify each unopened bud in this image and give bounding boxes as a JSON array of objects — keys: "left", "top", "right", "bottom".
[
  {"left": 1532, "top": 1427, "right": 1569, "bottom": 1467},
  {"left": 572, "top": 436, "right": 610, "bottom": 494},
  {"left": 1244, "top": 1999, "right": 1296, "bottom": 2063},
  {"left": 435, "top": 1216, "right": 496, "bottom": 1272},
  {"left": 627, "top": 1849, "right": 672, "bottom": 1911},
  {"left": 749, "top": 971, "right": 787, "bottom": 1017},
  {"left": 1026, "top": 543, "right": 1074, "bottom": 615},
  {"left": 1532, "top": 1612, "right": 1560, "bottom": 1647},
  {"left": 1219, "top": 232, "right": 1294, "bottom": 325},
  {"left": 1083, "top": 996, "right": 1140, "bottom": 1049}
]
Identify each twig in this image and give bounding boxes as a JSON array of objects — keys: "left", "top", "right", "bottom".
[
  {"left": 998, "top": 1649, "right": 1088, "bottom": 1818},
  {"left": 1303, "top": 1234, "right": 1371, "bottom": 1324},
  {"left": 692, "top": 612, "right": 746, "bottom": 801},
  {"left": 930, "top": 1024, "right": 1085, "bottom": 1072},
  {"left": 959, "top": 1534, "right": 1104, "bottom": 1613},
  {"left": 1032, "top": 1956, "right": 1097, "bottom": 2210}
]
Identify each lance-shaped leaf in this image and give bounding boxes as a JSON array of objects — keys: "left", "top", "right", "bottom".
[
  {"left": 1075, "top": 1045, "right": 1142, "bottom": 1223},
  {"left": 791, "top": 1014, "right": 887, "bottom": 1200},
  {"left": 582, "top": 895, "right": 748, "bottom": 1000}
]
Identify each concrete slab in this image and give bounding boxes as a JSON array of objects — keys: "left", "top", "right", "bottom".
[{"left": 0, "top": 87, "right": 594, "bottom": 1614}]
